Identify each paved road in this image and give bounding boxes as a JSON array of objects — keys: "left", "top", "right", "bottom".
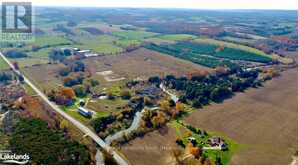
[
  {"left": 105, "top": 107, "right": 159, "bottom": 145},
  {"left": 160, "top": 83, "right": 179, "bottom": 103},
  {"left": 291, "top": 156, "right": 298, "bottom": 165},
  {"left": 0, "top": 52, "right": 128, "bottom": 165}
]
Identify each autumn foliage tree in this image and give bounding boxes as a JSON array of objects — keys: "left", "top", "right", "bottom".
[
  {"left": 47, "top": 87, "right": 75, "bottom": 106},
  {"left": 61, "top": 87, "right": 75, "bottom": 99},
  {"left": 151, "top": 111, "right": 167, "bottom": 128}
]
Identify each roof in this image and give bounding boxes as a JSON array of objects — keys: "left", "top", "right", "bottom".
[
  {"left": 77, "top": 50, "right": 91, "bottom": 53},
  {"left": 78, "top": 107, "right": 91, "bottom": 113}
]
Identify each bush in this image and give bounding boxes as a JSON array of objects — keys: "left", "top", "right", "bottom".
[
  {"left": 73, "top": 85, "right": 87, "bottom": 97},
  {"left": 5, "top": 50, "right": 27, "bottom": 58},
  {"left": 120, "top": 90, "right": 131, "bottom": 100}
]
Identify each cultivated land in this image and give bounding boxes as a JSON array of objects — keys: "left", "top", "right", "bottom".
[
  {"left": 184, "top": 68, "right": 298, "bottom": 165},
  {"left": 120, "top": 126, "right": 179, "bottom": 165},
  {"left": 2, "top": 8, "right": 298, "bottom": 165},
  {"left": 84, "top": 48, "right": 210, "bottom": 80}
]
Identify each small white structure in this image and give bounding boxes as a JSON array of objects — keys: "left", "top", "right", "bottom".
[
  {"left": 188, "top": 137, "right": 196, "bottom": 141},
  {"left": 84, "top": 53, "right": 99, "bottom": 57},
  {"left": 77, "top": 107, "right": 93, "bottom": 118},
  {"left": 203, "top": 137, "right": 227, "bottom": 151},
  {"left": 78, "top": 50, "right": 91, "bottom": 54}
]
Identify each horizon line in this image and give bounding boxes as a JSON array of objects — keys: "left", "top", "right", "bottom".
[{"left": 33, "top": 5, "right": 298, "bottom": 11}]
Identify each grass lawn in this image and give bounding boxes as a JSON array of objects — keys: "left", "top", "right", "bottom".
[
  {"left": 23, "top": 84, "right": 37, "bottom": 95},
  {"left": 0, "top": 58, "right": 9, "bottom": 71},
  {"left": 66, "top": 109, "right": 91, "bottom": 125},
  {"left": 157, "top": 34, "right": 197, "bottom": 41},
  {"left": 87, "top": 98, "right": 129, "bottom": 113},
  {"left": 112, "top": 31, "right": 158, "bottom": 40}
]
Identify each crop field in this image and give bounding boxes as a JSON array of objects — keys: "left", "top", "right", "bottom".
[
  {"left": 145, "top": 41, "right": 275, "bottom": 68},
  {"left": 193, "top": 38, "right": 272, "bottom": 58},
  {"left": 77, "top": 22, "right": 123, "bottom": 33},
  {"left": 112, "top": 31, "right": 158, "bottom": 40},
  {"left": 157, "top": 34, "right": 198, "bottom": 41},
  {"left": 120, "top": 126, "right": 180, "bottom": 165},
  {"left": 33, "top": 35, "right": 72, "bottom": 47},
  {"left": 184, "top": 68, "right": 298, "bottom": 165},
  {"left": 78, "top": 43, "right": 123, "bottom": 54},
  {"left": 73, "top": 35, "right": 124, "bottom": 54},
  {"left": 221, "top": 36, "right": 257, "bottom": 45},
  {"left": 145, "top": 43, "right": 233, "bottom": 68},
  {"left": 115, "top": 39, "right": 142, "bottom": 48},
  {"left": 83, "top": 48, "right": 210, "bottom": 80},
  {"left": 144, "top": 37, "right": 176, "bottom": 45},
  {"left": 180, "top": 42, "right": 272, "bottom": 62}
]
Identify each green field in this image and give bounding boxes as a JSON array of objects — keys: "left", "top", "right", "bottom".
[
  {"left": 87, "top": 98, "right": 129, "bottom": 114},
  {"left": 115, "top": 39, "right": 142, "bottom": 48},
  {"left": 0, "top": 58, "right": 9, "bottom": 71},
  {"left": 177, "top": 42, "right": 272, "bottom": 63},
  {"left": 27, "top": 48, "right": 52, "bottom": 59},
  {"left": 157, "top": 34, "right": 197, "bottom": 41},
  {"left": 74, "top": 35, "right": 124, "bottom": 54},
  {"left": 33, "top": 35, "right": 72, "bottom": 47},
  {"left": 8, "top": 57, "right": 49, "bottom": 68},
  {"left": 193, "top": 38, "right": 293, "bottom": 64},
  {"left": 221, "top": 36, "right": 257, "bottom": 45},
  {"left": 75, "top": 43, "right": 123, "bottom": 55},
  {"left": 112, "top": 31, "right": 158, "bottom": 40},
  {"left": 145, "top": 41, "right": 273, "bottom": 68},
  {"left": 194, "top": 38, "right": 271, "bottom": 57},
  {"left": 145, "top": 43, "right": 225, "bottom": 68},
  {"left": 144, "top": 37, "right": 175, "bottom": 45}
]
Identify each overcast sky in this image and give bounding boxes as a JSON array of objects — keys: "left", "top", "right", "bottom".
[{"left": 5, "top": 0, "right": 298, "bottom": 10}]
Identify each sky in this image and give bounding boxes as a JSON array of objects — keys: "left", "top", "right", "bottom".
[{"left": 4, "top": 0, "right": 298, "bottom": 10}]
